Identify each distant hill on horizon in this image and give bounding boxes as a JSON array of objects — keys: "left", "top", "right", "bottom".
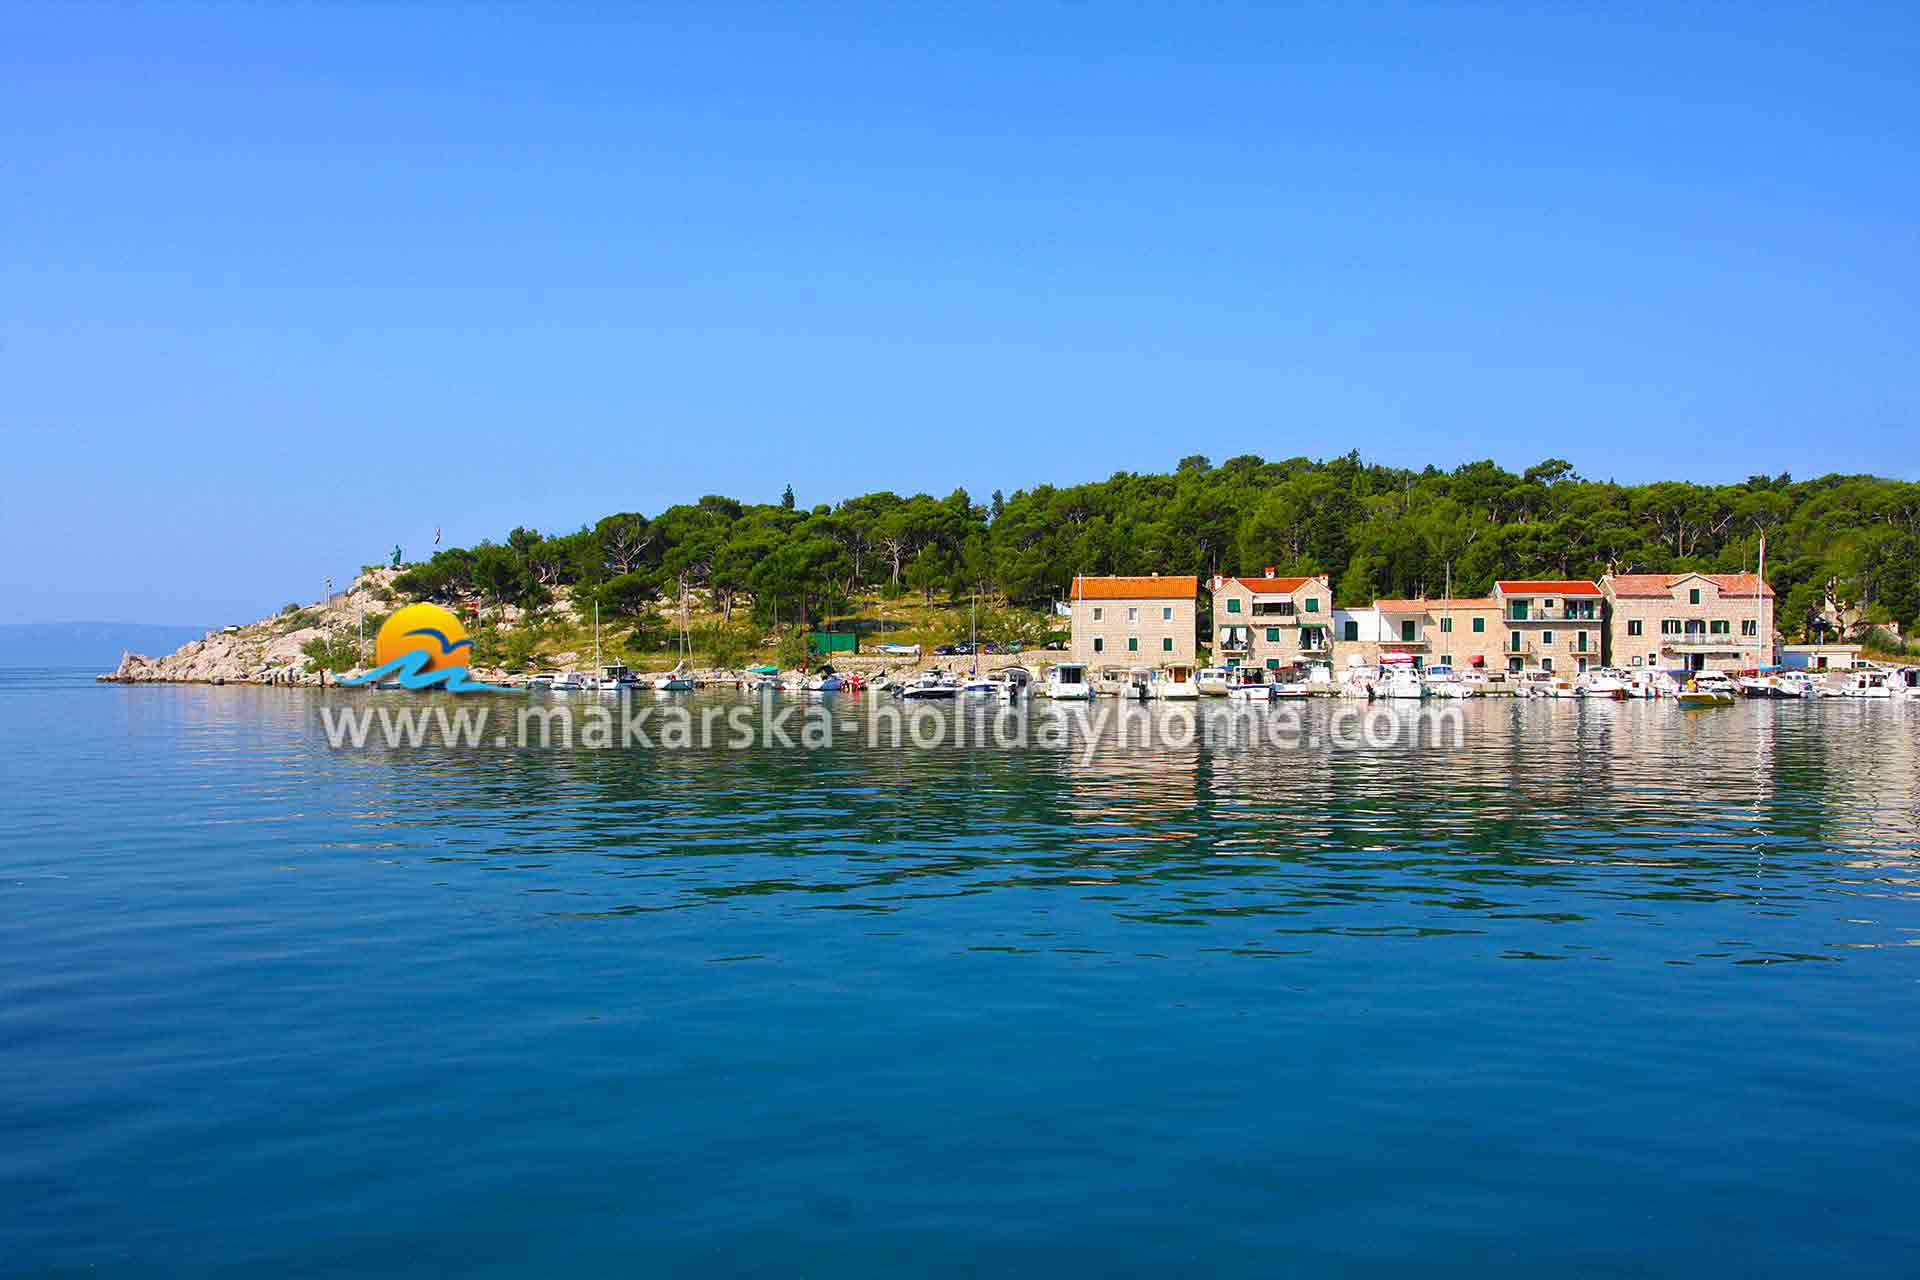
[{"left": 0, "top": 622, "right": 209, "bottom": 668}]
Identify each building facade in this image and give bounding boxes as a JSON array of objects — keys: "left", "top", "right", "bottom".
[
  {"left": 1601, "top": 573, "right": 1774, "bottom": 672},
  {"left": 1491, "top": 580, "right": 1606, "bottom": 674},
  {"left": 1209, "top": 573, "right": 1333, "bottom": 670},
  {"left": 1353, "top": 597, "right": 1505, "bottom": 672},
  {"left": 1069, "top": 575, "right": 1199, "bottom": 667}
]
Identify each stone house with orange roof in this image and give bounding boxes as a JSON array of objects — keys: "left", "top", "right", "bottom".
[
  {"left": 1601, "top": 572, "right": 1774, "bottom": 672},
  {"left": 1208, "top": 571, "right": 1333, "bottom": 671},
  {"left": 1068, "top": 574, "right": 1199, "bottom": 667},
  {"left": 1351, "top": 597, "right": 1505, "bottom": 673},
  {"left": 1491, "top": 580, "right": 1606, "bottom": 675}
]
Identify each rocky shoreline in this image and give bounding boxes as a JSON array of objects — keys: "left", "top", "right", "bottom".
[{"left": 98, "top": 567, "right": 1045, "bottom": 688}]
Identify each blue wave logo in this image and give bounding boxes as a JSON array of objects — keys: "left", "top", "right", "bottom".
[{"left": 336, "top": 603, "right": 511, "bottom": 693}]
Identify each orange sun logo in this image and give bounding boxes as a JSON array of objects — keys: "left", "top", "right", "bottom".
[{"left": 374, "top": 603, "right": 473, "bottom": 675}]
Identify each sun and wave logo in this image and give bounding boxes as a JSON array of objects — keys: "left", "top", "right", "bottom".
[{"left": 339, "top": 603, "right": 507, "bottom": 692}]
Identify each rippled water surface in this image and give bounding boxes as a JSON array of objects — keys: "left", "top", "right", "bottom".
[{"left": 5, "top": 669, "right": 1920, "bottom": 1276}]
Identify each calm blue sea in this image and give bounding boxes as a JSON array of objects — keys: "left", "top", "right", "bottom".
[{"left": 4, "top": 668, "right": 1919, "bottom": 1276}]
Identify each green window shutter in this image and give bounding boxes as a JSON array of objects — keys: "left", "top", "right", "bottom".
[
  {"left": 1305, "top": 598, "right": 1320, "bottom": 613},
  {"left": 1266, "top": 627, "right": 1279, "bottom": 642},
  {"left": 1472, "top": 617, "right": 1484, "bottom": 633},
  {"left": 1689, "top": 588, "right": 1701, "bottom": 604},
  {"left": 1401, "top": 620, "right": 1416, "bottom": 642},
  {"left": 1226, "top": 598, "right": 1241, "bottom": 613},
  {"left": 1128, "top": 637, "right": 1138, "bottom": 652},
  {"left": 1162, "top": 637, "right": 1173, "bottom": 651},
  {"left": 1266, "top": 658, "right": 1279, "bottom": 670},
  {"left": 1440, "top": 617, "right": 1452, "bottom": 633},
  {"left": 1093, "top": 637, "right": 1103, "bottom": 653}
]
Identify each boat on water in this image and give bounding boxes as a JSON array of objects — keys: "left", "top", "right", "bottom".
[
  {"left": 1421, "top": 664, "right": 1472, "bottom": 698},
  {"left": 959, "top": 672, "right": 998, "bottom": 695},
  {"left": 1677, "top": 671, "right": 1739, "bottom": 706},
  {"left": 1195, "top": 667, "right": 1232, "bottom": 697},
  {"left": 996, "top": 665, "right": 1034, "bottom": 699},
  {"left": 1151, "top": 663, "right": 1200, "bottom": 700},
  {"left": 1515, "top": 670, "right": 1575, "bottom": 698},
  {"left": 1625, "top": 668, "right": 1678, "bottom": 699},
  {"left": 1828, "top": 669, "right": 1895, "bottom": 699},
  {"left": 1269, "top": 664, "right": 1313, "bottom": 699},
  {"left": 1226, "top": 667, "right": 1273, "bottom": 702},
  {"left": 1045, "top": 663, "right": 1096, "bottom": 700},
  {"left": 1378, "top": 657, "right": 1424, "bottom": 699},
  {"left": 1576, "top": 668, "right": 1631, "bottom": 700},
  {"left": 1461, "top": 668, "right": 1509, "bottom": 697},
  {"left": 900, "top": 670, "right": 959, "bottom": 700},
  {"left": 524, "top": 673, "right": 556, "bottom": 692}
]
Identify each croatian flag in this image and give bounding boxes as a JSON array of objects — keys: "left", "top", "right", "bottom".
[{"left": 434, "top": 525, "right": 442, "bottom": 547}]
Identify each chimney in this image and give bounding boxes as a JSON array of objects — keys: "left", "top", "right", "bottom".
[{"left": 1264, "top": 565, "right": 1275, "bottom": 577}]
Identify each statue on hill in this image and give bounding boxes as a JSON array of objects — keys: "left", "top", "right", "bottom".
[{"left": 391, "top": 544, "right": 403, "bottom": 568}]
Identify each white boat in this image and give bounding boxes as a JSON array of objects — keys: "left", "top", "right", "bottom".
[
  {"left": 1380, "top": 660, "right": 1424, "bottom": 699},
  {"left": 525, "top": 673, "right": 556, "bottom": 692},
  {"left": 1195, "top": 667, "right": 1232, "bottom": 697},
  {"left": 549, "top": 672, "right": 587, "bottom": 693},
  {"left": 653, "top": 664, "right": 695, "bottom": 692},
  {"left": 1831, "top": 670, "right": 1895, "bottom": 699},
  {"left": 1515, "top": 670, "right": 1574, "bottom": 699},
  {"left": 1302, "top": 661, "right": 1337, "bottom": 693},
  {"left": 1576, "top": 669, "right": 1630, "bottom": 700},
  {"left": 1422, "top": 664, "right": 1472, "bottom": 698},
  {"left": 1151, "top": 664, "right": 1200, "bottom": 700},
  {"left": 1626, "top": 668, "right": 1678, "bottom": 699},
  {"left": 1461, "top": 669, "right": 1509, "bottom": 697},
  {"left": 1778, "top": 672, "right": 1819, "bottom": 699},
  {"left": 995, "top": 666, "right": 1034, "bottom": 699},
  {"left": 960, "top": 673, "right": 998, "bottom": 695},
  {"left": 1046, "top": 663, "right": 1095, "bottom": 700},
  {"left": 1226, "top": 667, "right": 1273, "bottom": 701}
]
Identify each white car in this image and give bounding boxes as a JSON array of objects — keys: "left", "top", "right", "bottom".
[{"left": 875, "top": 642, "right": 922, "bottom": 657}]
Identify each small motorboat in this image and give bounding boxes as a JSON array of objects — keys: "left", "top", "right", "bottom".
[
  {"left": 996, "top": 665, "right": 1034, "bottom": 699},
  {"left": 1195, "top": 667, "right": 1233, "bottom": 697},
  {"left": 1045, "top": 663, "right": 1095, "bottom": 700},
  {"left": 1152, "top": 664, "right": 1200, "bottom": 700},
  {"left": 1422, "top": 664, "right": 1472, "bottom": 698},
  {"left": 1380, "top": 662, "right": 1425, "bottom": 699},
  {"left": 901, "top": 671, "right": 959, "bottom": 700},
  {"left": 1226, "top": 667, "right": 1273, "bottom": 702},
  {"left": 1576, "top": 669, "right": 1630, "bottom": 700},
  {"left": 549, "top": 672, "right": 587, "bottom": 693}
]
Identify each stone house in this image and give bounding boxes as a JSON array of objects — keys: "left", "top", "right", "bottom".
[
  {"left": 1601, "top": 573, "right": 1774, "bottom": 672},
  {"left": 1069, "top": 575, "right": 1199, "bottom": 667},
  {"left": 1209, "top": 572, "right": 1334, "bottom": 670}
]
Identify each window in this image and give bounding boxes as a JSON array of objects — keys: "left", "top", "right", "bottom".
[
  {"left": 1266, "top": 658, "right": 1279, "bottom": 670},
  {"left": 1266, "top": 627, "right": 1280, "bottom": 642},
  {"left": 1162, "top": 637, "right": 1173, "bottom": 652},
  {"left": 1440, "top": 654, "right": 1452, "bottom": 667},
  {"left": 1511, "top": 634, "right": 1523, "bottom": 653},
  {"left": 1710, "top": 620, "right": 1731, "bottom": 636},
  {"left": 1440, "top": 617, "right": 1453, "bottom": 634},
  {"left": 1689, "top": 588, "right": 1701, "bottom": 605},
  {"left": 1091, "top": 607, "right": 1103, "bottom": 621},
  {"left": 1509, "top": 600, "right": 1531, "bottom": 621},
  {"left": 1543, "top": 599, "right": 1555, "bottom": 609},
  {"left": 1628, "top": 619, "right": 1643, "bottom": 637},
  {"left": 1542, "top": 631, "right": 1554, "bottom": 645},
  {"left": 1472, "top": 617, "right": 1485, "bottom": 634},
  {"left": 1508, "top": 656, "right": 1523, "bottom": 672},
  {"left": 1226, "top": 598, "right": 1241, "bottom": 613},
  {"left": 1742, "top": 620, "right": 1758, "bottom": 637},
  {"left": 1631, "top": 655, "right": 1643, "bottom": 667},
  {"left": 1092, "top": 637, "right": 1103, "bottom": 653},
  {"left": 1127, "top": 637, "right": 1138, "bottom": 652},
  {"left": 1401, "top": 620, "right": 1417, "bottom": 642},
  {"left": 1648, "top": 652, "right": 1658, "bottom": 666},
  {"left": 1162, "top": 607, "right": 1172, "bottom": 621},
  {"left": 1542, "top": 657, "right": 1554, "bottom": 672},
  {"left": 1576, "top": 630, "right": 1588, "bottom": 652},
  {"left": 1304, "top": 598, "right": 1320, "bottom": 613},
  {"left": 1127, "top": 607, "right": 1139, "bottom": 623},
  {"left": 1662, "top": 619, "right": 1681, "bottom": 636},
  {"left": 1343, "top": 620, "right": 1359, "bottom": 642}
]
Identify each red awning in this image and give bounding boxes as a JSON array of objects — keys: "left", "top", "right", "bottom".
[{"left": 1471, "top": 655, "right": 1485, "bottom": 667}]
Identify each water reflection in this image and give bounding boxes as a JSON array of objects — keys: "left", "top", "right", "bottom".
[{"left": 66, "top": 684, "right": 1910, "bottom": 964}]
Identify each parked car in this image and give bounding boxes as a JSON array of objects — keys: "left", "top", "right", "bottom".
[{"left": 934, "top": 644, "right": 959, "bottom": 656}]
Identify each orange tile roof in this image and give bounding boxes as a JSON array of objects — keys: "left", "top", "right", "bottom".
[
  {"left": 1071, "top": 574, "right": 1200, "bottom": 601},
  {"left": 1371, "top": 597, "right": 1496, "bottom": 612},
  {"left": 1226, "top": 575, "right": 1317, "bottom": 593},
  {"left": 1495, "top": 579, "right": 1602, "bottom": 597},
  {"left": 1606, "top": 572, "right": 1774, "bottom": 599}
]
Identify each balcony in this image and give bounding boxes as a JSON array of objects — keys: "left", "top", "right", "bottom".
[
  {"left": 1218, "top": 634, "right": 1250, "bottom": 654},
  {"left": 1661, "top": 637, "right": 1749, "bottom": 654},
  {"left": 1509, "top": 608, "right": 1600, "bottom": 623}
]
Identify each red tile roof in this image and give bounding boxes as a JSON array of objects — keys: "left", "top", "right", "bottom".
[
  {"left": 1071, "top": 574, "right": 1200, "bottom": 601},
  {"left": 1606, "top": 572, "right": 1774, "bottom": 599},
  {"left": 1494, "top": 579, "right": 1602, "bottom": 597},
  {"left": 1225, "top": 575, "right": 1318, "bottom": 593}
]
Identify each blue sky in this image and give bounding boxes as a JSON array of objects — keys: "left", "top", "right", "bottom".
[{"left": 4, "top": 2, "right": 1915, "bottom": 624}]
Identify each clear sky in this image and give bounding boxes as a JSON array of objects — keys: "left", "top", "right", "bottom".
[{"left": 4, "top": 1, "right": 1915, "bottom": 624}]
